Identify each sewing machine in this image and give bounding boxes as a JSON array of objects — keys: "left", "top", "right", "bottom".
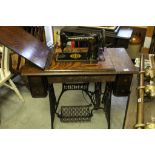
[
  {"left": 57, "top": 26, "right": 105, "bottom": 62},
  {"left": 0, "top": 26, "right": 136, "bottom": 129}
]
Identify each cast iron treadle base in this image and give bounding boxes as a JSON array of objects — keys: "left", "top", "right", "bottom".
[
  {"left": 57, "top": 105, "right": 92, "bottom": 122},
  {"left": 63, "top": 83, "right": 89, "bottom": 91}
]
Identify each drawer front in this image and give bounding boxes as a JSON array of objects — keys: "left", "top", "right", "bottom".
[
  {"left": 28, "top": 76, "right": 48, "bottom": 98},
  {"left": 113, "top": 74, "right": 133, "bottom": 96}
]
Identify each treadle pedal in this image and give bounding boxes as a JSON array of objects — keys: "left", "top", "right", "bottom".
[{"left": 58, "top": 105, "right": 92, "bottom": 122}]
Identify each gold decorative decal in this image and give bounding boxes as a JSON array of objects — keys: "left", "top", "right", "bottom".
[{"left": 70, "top": 53, "right": 81, "bottom": 59}]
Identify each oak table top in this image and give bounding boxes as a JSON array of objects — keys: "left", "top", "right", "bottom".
[
  {"left": 0, "top": 26, "right": 49, "bottom": 69},
  {"left": 21, "top": 48, "right": 137, "bottom": 76}
]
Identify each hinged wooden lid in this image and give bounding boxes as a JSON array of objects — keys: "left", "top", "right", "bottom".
[{"left": 0, "top": 26, "right": 51, "bottom": 69}]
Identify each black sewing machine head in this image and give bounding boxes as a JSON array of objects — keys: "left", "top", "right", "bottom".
[{"left": 57, "top": 26, "right": 105, "bottom": 62}]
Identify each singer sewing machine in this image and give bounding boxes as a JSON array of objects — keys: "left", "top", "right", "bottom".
[
  {"left": 0, "top": 26, "right": 136, "bottom": 129},
  {"left": 56, "top": 26, "right": 105, "bottom": 62}
]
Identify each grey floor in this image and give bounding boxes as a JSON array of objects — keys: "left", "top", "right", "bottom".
[{"left": 0, "top": 76, "right": 128, "bottom": 129}]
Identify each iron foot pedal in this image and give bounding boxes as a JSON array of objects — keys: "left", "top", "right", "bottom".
[{"left": 57, "top": 105, "right": 92, "bottom": 122}]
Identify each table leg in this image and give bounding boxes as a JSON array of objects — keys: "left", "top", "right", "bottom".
[
  {"left": 122, "top": 93, "right": 131, "bottom": 129},
  {"left": 56, "top": 89, "right": 65, "bottom": 111},
  {"left": 94, "top": 82, "right": 102, "bottom": 109},
  {"left": 102, "top": 82, "right": 113, "bottom": 129},
  {"left": 49, "top": 84, "right": 57, "bottom": 129}
]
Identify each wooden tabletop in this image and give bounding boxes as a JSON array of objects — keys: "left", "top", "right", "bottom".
[
  {"left": 0, "top": 26, "right": 50, "bottom": 69},
  {"left": 21, "top": 48, "right": 137, "bottom": 76},
  {"left": 108, "top": 48, "right": 137, "bottom": 74}
]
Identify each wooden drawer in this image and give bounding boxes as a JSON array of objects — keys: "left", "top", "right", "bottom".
[
  {"left": 113, "top": 74, "right": 133, "bottom": 96},
  {"left": 28, "top": 76, "right": 48, "bottom": 98}
]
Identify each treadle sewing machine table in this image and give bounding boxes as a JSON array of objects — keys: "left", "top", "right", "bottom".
[
  {"left": 0, "top": 27, "right": 136, "bottom": 129},
  {"left": 22, "top": 48, "right": 137, "bottom": 129}
]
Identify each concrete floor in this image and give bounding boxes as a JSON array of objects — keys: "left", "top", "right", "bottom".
[{"left": 0, "top": 76, "right": 128, "bottom": 129}]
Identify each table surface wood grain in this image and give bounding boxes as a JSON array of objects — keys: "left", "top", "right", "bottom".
[
  {"left": 0, "top": 26, "right": 50, "bottom": 69},
  {"left": 21, "top": 48, "right": 137, "bottom": 76}
]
